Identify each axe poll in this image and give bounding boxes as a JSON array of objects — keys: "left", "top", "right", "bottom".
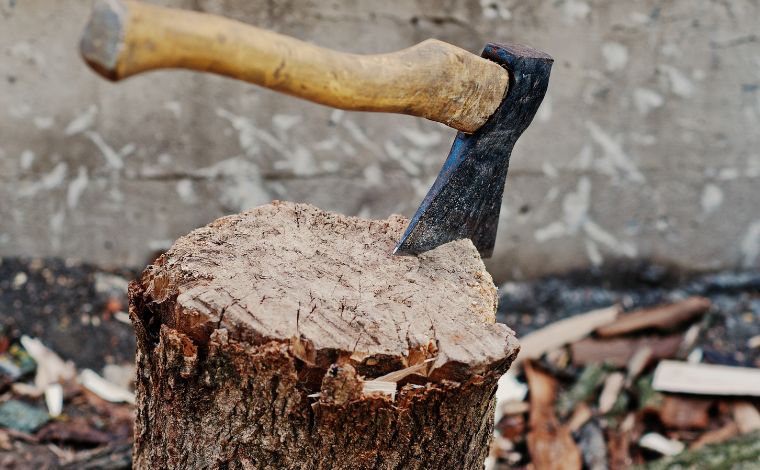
[{"left": 81, "top": 0, "right": 552, "bottom": 257}]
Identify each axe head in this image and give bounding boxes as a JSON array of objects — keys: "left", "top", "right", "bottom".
[{"left": 394, "top": 43, "right": 553, "bottom": 258}]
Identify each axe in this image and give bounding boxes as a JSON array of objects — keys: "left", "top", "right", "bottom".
[{"left": 80, "top": 0, "right": 552, "bottom": 258}]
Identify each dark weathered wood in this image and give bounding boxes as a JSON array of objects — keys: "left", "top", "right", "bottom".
[
  {"left": 659, "top": 395, "right": 712, "bottom": 430},
  {"left": 595, "top": 297, "right": 711, "bottom": 337},
  {"left": 129, "top": 201, "right": 518, "bottom": 469},
  {"left": 570, "top": 334, "right": 682, "bottom": 367}
]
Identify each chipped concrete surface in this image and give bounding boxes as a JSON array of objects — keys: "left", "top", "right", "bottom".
[{"left": 1, "top": 0, "right": 759, "bottom": 281}]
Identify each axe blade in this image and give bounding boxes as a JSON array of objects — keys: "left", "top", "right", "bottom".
[{"left": 394, "top": 43, "right": 553, "bottom": 258}]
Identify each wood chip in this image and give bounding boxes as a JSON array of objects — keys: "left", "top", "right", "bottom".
[
  {"left": 625, "top": 346, "right": 653, "bottom": 385},
  {"left": 653, "top": 360, "right": 760, "bottom": 396},
  {"left": 44, "top": 384, "right": 63, "bottom": 418},
  {"left": 571, "top": 334, "right": 681, "bottom": 367},
  {"left": 497, "top": 413, "right": 526, "bottom": 441},
  {"left": 690, "top": 422, "right": 739, "bottom": 449},
  {"left": 659, "top": 395, "right": 712, "bottom": 429},
  {"left": 620, "top": 413, "right": 636, "bottom": 433},
  {"left": 566, "top": 402, "right": 592, "bottom": 433},
  {"left": 607, "top": 424, "right": 633, "bottom": 470},
  {"left": 371, "top": 358, "right": 434, "bottom": 383},
  {"left": 36, "top": 417, "right": 111, "bottom": 446},
  {"left": 595, "top": 297, "right": 711, "bottom": 337},
  {"left": 500, "top": 400, "right": 530, "bottom": 416},
  {"left": 598, "top": 372, "right": 625, "bottom": 414},
  {"left": 0, "top": 430, "right": 12, "bottom": 451},
  {"left": 19, "top": 336, "right": 76, "bottom": 393},
  {"left": 676, "top": 324, "right": 701, "bottom": 358},
  {"left": 516, "top": 306, "right": 620, "bottom": 366},
  {"left": 525, "top": 361, "right": 558, "bottom": 423},
  {"left": 79, "top": 369, "right": 135, "bottom": 404},
  {"left": 524, "top": 361, "right": 582, "bottom": 470},
  {"left": 638, "top": 432, "right": 685, "bottom": 456},
  {"left": 362, "top": 380, "right": 396, "bottom": 399},
  {"left": 732, "top": 401, "right": 760, "bottom": 434}
]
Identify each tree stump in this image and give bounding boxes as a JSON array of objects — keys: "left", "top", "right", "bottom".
[{"left": 128, "top": 201, "right": 519, "bottom": 469}]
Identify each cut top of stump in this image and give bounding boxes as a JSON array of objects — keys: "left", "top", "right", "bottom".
[{"left": 136, "top": 201, "right": 518, "bottom": 382}]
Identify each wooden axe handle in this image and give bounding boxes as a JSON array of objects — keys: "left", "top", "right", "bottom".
[{"left": 80, "top": 0, "right": 508, "bottom": 133}]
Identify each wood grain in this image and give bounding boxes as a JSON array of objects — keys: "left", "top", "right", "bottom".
[
  {"left": 81, "top": 0, "right": 509, "bottom": 133},
  {"left": 135, "top": 200, "right": 516, "bottom": 381}
]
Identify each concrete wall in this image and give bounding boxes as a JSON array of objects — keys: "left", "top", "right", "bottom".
[{"left": 2, "top": 0, "right": 759, "bottom": 282}]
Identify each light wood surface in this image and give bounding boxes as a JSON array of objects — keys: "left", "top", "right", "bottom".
[
  {"left": 80, "top": 0, "right": 509, "bottom": 133},
  {"left": 128, "top": 200, "right": 520, "bottom": 468},
  {"left": 140, "top": 200, "right": 516, "bottom": 380}
]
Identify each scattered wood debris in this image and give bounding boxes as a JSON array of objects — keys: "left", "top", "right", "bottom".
[
  {"left": 566, "top": 402, "right": 592, "bottom": 433},
  {"left": 515, "top": 306, "right": 620, "bottom": 366},
  {"left": 653, "top": 360, "right": 760, "bottom": 396},
  {"left": 595, "top": 297, "right": 711, "bottom": 337},
  {"left": 690, "top": 422, "right": 738, "bottom": 449},
  {"left": 36, "top": 417, "right": 111, "bottom": 446},
  {"left": 625, "top": 346, "right": 653, "bottom": 385},
  {"left": 732, "top": 401, "right": 760, "bottom": 434},
  {"left": 79, "top": 369, "right": 135, "bottom": 404},
  {"left": 0, "top": 330, "right": 134, "bottom": 468},
  {"left": 598, "top": 372, "right": 625, "bottom": 414},
  {"left": 659, "top": 395, "right": 712, "bottom": 430},
  {"left": 571, "top": 335, "right": 681, "bottom": 368},
  {"left": 524, "top": 361, "right": 582, "bottom": 470},
  {"left": 491, "top": 271, "right": 760, "bottom": 469},
  {"left": 607, "top": 413, "right": 635, "bottom": 469},
  {"left": 638, "top": 432, "right": 685, "bottom": 456},
  {"left": 362, "top": 357, "right": 435, "bottom": 400}
]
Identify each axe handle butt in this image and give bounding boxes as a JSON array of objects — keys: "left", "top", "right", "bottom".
[{"left": 80, "top": 0, "right": 509, "bottom": 133}]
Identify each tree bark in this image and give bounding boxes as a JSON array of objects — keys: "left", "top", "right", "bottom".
[{"left": 129, "top": 201, "right": 518, "bottom": 469}]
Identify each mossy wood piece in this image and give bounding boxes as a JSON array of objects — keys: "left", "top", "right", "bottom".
[{"left": 129, "top": 201, "right": 519, "bottom": 469}]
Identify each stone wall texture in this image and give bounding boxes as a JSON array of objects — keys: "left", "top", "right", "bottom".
[{"left": 2, "top": 0, "right": 759, "bottom": 281}]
